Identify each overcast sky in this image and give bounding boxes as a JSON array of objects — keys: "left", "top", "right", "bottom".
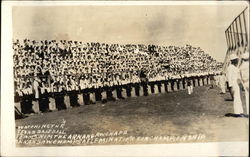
[{"left": 12, "top": 4, "right": 249, "bottom": 62}]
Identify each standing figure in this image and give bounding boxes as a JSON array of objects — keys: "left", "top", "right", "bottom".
[
  {"left": 209, "top": 74, "right": 215, "bottom": 89},
  {"left": 187, "top": 77, "right": 193, "bottom": 95},
  {"left": 226, "top": 54, "right": 244, "bottom": 117},
  {"left": 239, "top": 51, "right": 249, "bottom": 116},
  {"left": 219, "top": 72, "right": 226, "bottom": 94},
  {"left": 139, "top": 70, "right": 148, "bottom": 96},
  {"left": 33, "top": 74, "right": 41, "bottom": 100}
]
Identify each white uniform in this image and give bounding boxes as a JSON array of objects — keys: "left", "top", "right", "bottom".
[
  {"left": 219, "top": 74, "right": 226, "bottom": 94},
  {"left": 227, "top": 64, "right": 243, "bottom": 114},
  {"left": 239, "top": 54, "right": 249, "bottom": 114},
  {"left": 33, "top": 77, "right": 40, "bottom": 99}
]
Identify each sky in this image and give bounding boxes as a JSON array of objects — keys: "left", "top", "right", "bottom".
[{"left": 12, "top": 3, "right": 249, "bottom": 62}]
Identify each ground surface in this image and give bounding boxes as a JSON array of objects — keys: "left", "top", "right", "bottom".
[{"left": 15, "top": 86, "right": 249, "bottom": 146}]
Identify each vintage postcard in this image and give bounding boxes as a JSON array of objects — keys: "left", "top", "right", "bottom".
[{"left": 1, "top": 1, "right": 249, "bottom": 156}]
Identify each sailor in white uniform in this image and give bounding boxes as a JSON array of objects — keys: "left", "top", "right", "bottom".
[
  {"left": 239, "top": 51, "right": 249, "bottom": 115},
  {"left": 33, "top": 74, "right": 40, "bottom": 100},
  {"left": 226, "top": 54, "right": 244, "bottom": 117}
]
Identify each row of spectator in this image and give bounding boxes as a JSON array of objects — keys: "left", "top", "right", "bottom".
[{"left": 13, "top": 39, "right": 222, "bottom": 96}]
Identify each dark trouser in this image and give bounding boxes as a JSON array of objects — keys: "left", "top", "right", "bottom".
[
  {"left": 182, "top": 80, "right": 186, "bottom": 89},
  {"left": 83, "top": 91, "right": 90, "bottom": 105},
  {"left": 55, "top": 93, "right": 67, "bottom": 110},
  {"left": 176, "top": 81, "right": 180, "bottom": 90},
  {"left": 134, "top": 83, "right": 140, "bottom": 96},
  {"left": 69, "top": 91, "right": 80, "bottom": 107},
  {"left": 142, "top": 82, "right": 148, "bottom": 96},
  {"left": 116, "top": 85, "right": 124, "bottom": 99},
  {"left": 107, "top": 86, "right": 116, "bottom": 101},
  {"left": 39, "top": 94, "right": 50, "bottom": 112},
  {"left": 126, "top": 84, "right": 132, "bottom": 97},
  {"left": 193, "top": 78, "right": 196, "bottom": 87},
  {"left": 149, "top": 83, "right": 155, "bottom": 94},
  {"left": 164, "top": 81, "right": 168, "bottom": 92},
  {"left": 95, "top": 88, "right": 102, "bottom": 101},
  {"left": 20, "top": 95, "right": 34, "bottom": 114},
  {"left": 157, "top": 82, "right": 162, "bottom": 93},
  {"left": 171, "top": 80, "right": 175, "bottom": 91}
]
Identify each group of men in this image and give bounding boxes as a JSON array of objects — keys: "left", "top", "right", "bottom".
[{"left": 13, "top": 39, "right": 223, "bottom": 115}]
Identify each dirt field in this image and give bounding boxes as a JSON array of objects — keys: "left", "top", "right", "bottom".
[{"left": 15, "top": 86, "right": 249, "bottom": 146}]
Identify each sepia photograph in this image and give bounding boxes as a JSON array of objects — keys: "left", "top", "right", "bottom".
[{"left": 1, "top": 1, "right": 249, "bottom": 156}]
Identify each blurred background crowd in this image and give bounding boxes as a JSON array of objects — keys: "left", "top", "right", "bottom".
[{"left": 13, "top": 39, "right": 223, "bottom": 96}]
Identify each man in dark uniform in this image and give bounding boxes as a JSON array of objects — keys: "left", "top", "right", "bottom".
[
  {"left": 68, "top": 89, "right": 80, "bottom": 107},
  {"left": 54, "top": 80, "right": 67, "bottom": 110},
  {"left": 197, "top": 75, "right": 201, "bottom": 86},
  {"left": 68, "top": 76, "right": 80, "bottom": 107},
  {"left": 39, "top": 76, "right": 51, "bottom": 112},
  {"left": 114, "top": 74, "right": 125, "bottom": 99},
  {"left": 182, "top": 76, "right": 186, "bottom": 89},
  {"left": 94, "top": 83, "right": 102, "bottom": 102},
  {"left": 133, "top": 71, "right": 140, "bottom": 96},
  {"left": 201, "top": 75, "right": 205, "bottom": 86},
  {"left": 39, "top": 89, "right": 51, "bottom": 112},
  {"left": 163, "top": 79, "right": 169, "bottom": 92},
  {"left": 79, "top": 74, "right": 91, "bottom": 105},
  {"left": 170, "top": 78, "right": 175, "bottom": 91},
  {"left": 20, "top": 89, "right": 35, "bottom": 114},
  {"left": 140, "top": 70, "right": 148, "bottom": 96},
  {"left": 82, "top": 87, "right": 90, "bottom": 105},
  {"left": 192, "top": 75, "right": 196, "bottom": 87},
  {"left": 149, "top": 81, "right": 155, "bottom": 94},
  {"left": 106, "top": 84, "right": 116, "bottom": 101},
  {"left": 105, "top": 73, "right": 116, "bottom": 101},
  {"left": 116, "top": 83, "right": 125, "bottom": 99},
  {"left": 124, "top": 82, "right": 132, "bottom": 97},
  {"left": 156, "top": 80, "right": 162, "bottom": 93}
]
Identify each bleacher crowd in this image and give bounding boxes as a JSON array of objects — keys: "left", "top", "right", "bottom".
[{"left": 13, "top": 39, "right": 222, "bottom": 114}]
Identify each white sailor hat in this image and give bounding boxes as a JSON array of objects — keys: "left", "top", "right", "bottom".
[
  {"left": 230, "top": 53, "right": 238, "bottom": 60},
  {"left": 241, "top": 52, "right": 249, "bottom": 59}
]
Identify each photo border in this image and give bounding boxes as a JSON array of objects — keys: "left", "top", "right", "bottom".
[{"left": 1, "top": 1, "right": 249, "bottom": 156}]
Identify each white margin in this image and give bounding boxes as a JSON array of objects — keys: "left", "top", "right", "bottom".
[{"left": 1, "top": 1, "right": 249, "bottom": 156}]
